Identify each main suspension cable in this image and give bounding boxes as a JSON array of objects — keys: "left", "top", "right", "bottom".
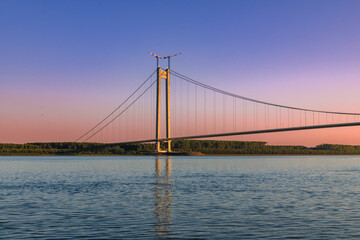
[
  {"left": 82, "top": 79, "right": 157, "bottom": 142},
  {"left": 170, "top": 70, "right": 360, "bottom": 116}
]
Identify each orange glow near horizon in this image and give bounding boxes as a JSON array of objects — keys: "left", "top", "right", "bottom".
[{"left": 2, "top": 109, "right": 360, "bottom": 147}]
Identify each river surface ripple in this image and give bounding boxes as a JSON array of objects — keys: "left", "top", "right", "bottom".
[{"left": 1, "top": 155, "right": 360, "bottom": 239}]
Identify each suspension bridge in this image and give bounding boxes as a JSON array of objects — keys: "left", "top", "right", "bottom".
[{"left": 75, "top": 53, "right": 360, "bottom": 153}]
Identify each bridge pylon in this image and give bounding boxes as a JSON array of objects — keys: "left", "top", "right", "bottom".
[{"left": 155, "top": 67, "right": 171, "bottom": 153}]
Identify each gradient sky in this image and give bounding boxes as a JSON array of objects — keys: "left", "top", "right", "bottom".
[{"left": 1, "top": 0, "right": 360, "bottom": 146}]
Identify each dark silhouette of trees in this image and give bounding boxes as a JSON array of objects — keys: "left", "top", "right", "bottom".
[{"left": 1, "top": 140, "right": 360, "bottom": 155}]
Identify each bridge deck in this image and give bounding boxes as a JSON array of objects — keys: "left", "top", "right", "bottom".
[{"left": 111, "top": 122, "right": 360, "bottom": 145}]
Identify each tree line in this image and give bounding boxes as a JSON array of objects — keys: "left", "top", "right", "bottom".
[{"left": 1, "top": 140, "right": 360, "bottom": 155}]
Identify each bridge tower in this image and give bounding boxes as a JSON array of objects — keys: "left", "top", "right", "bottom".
[
  {"left": 149, "top": 52, "right": 181, "bottom": 153},
  {"left": 155, "top": 66, "right": 171, "bottom": 153}
]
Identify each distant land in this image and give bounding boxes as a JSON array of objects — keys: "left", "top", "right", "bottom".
[{"left": 1, "top": 140, "right": 360, "bottom": 156}]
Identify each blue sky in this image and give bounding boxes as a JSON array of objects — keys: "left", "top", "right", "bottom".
[{"left": 2, "top": 0, "right": 360, "bottom": 88}]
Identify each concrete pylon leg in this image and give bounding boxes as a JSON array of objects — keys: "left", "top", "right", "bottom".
[
  {"left": 156, "top": 67, "right": 162, "bottom": 153},
  {"left": 166, "top": 68, "right": 171, "bottom": 152}
]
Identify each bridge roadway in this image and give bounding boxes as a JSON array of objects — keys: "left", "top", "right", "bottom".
[{"left": 111, "top": 121, "right": 360, "bottom": 145}]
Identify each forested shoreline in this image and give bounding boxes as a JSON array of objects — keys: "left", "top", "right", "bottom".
[{"left": 1, "top": 140, "right": 360, "bottom": 155}]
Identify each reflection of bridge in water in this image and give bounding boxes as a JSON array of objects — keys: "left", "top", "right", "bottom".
[{"left": 154, "top": 156, "right": 173, "bottom": 238}]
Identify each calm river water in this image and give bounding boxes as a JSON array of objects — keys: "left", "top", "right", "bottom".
[{"left": 1, "top": 156, "right": 360, "bottom": 239}]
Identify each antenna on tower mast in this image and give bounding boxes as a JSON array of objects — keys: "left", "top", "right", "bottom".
[
  {"left": 148, "top": 52, "right": 182, "bottom": 69},
  {"left": 163, "top": 53, "right": 182, "bottom": 70},
  {"left": 148, "top": 52, "right": 162, "bottom": 68}
]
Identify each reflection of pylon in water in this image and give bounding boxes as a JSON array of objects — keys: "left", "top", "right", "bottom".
[
  {"left": 149, "top": 52, "right": 181, "bottom": 153},
  {"left": 154, "top": 156, "right": 172, "bottom": 236}
]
